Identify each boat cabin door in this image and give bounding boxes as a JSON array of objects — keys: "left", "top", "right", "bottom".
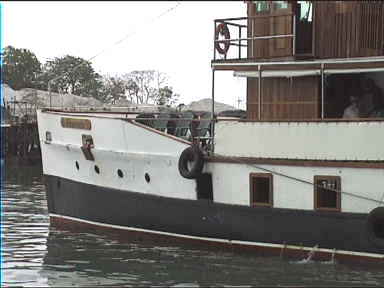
[
  {"left": 295, "top": 1, "right": 314, "bottom": 56},
  {"left": 249, "top": 1, "right": 294, "bottom": 59}
]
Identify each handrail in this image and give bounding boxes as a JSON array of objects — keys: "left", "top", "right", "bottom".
[{"left": 213, "top": 15, "right": 297, "bottom": 61}]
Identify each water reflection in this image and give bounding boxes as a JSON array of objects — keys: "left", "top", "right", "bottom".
[
  {"left": 2, "top": 162, "right": 384, "bottom": 287},
  {"left": 2, "top": 161, "right": 48, "bottom": 287}
]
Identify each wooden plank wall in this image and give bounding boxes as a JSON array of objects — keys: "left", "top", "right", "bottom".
[
  {"left": 247, "top": 2, "right": 293, "bottom": 59},
  {"left": 314, "top": 1, "right": 384, "bottom": 59},
  {"left": 247, "top": 76, "right": 319, "bottom": 120},
  {"left": 247, "top": 78, "right": 259, "bottom": 119}
]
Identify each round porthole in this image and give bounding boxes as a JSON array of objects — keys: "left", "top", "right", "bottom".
[
  {"left": 117, "top": 169, "right": 124, "bottom": 178},
  {"left": 145, "top": 173, "right": 150, "bottom": 183},
  {"left": 94, "top": 165, "right": 100, "bottom": 174},
  {"left": 75, "top": 161, "right": 79, "bottom": 170}
]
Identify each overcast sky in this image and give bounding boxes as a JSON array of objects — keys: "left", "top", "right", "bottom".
[{"left": 2, "top": 1, "right": 247, "bottom": 108}]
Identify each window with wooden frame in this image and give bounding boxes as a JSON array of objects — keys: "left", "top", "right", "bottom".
[
  {"left": 254, "top": 1, "right": 270, "bottom": 13},
  {"left": 314, "top": 175, "right": 341, "bottom": 211},
  {"left": 250, "top": 173, "right": 273, "bottom": 207}
]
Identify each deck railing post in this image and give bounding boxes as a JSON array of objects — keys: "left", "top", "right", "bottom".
[
  {"left": 251, "top": 18, "right": 254, "bottom": 59},
  {"left": 48, "top": 81, "right": 52, "bottom": 108},
  {"left": 292, "top": 14, "right": 296, "bottom": 57},
  {"left": 239, "top": 26, "right": 242, "bottom": 59},
  {"left": 321, "top": 63, "right": 324, "bottom": 119},
  {"left": 213, "top": 20, "right": 217, "bottom": 61},
  {"left": 258, "top": 64, "right": 262, "bottom": 120},
  {"left": 211, "top": 69, "right": 215, "bottom": 153}
]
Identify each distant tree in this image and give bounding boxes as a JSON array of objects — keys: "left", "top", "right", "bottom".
[
  {"left": 122, "top": 70, "right": 179, "bottom": 106},
  {"left": 157, "top": 86, "right": 180, "bottom": 106},
  {"left": 123, "top": 70, "right": 156, "bottom": 104},
  {"left": 1, "top": 46, "right": 42, "bottom": 90},
  {"left": 100, "top": 75, "right": 127, "bottom": 104},
  {"left": 125, "top": 78, "right": 140, "bottom": 104},
  {"left": 41, "top": 55, "right": 103, "bottom": 99}
]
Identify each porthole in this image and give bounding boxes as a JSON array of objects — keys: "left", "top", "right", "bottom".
[
  {"left": 117, "top": 169, "right": 123, "bottom": 178},
  {"left": 75, "top": 161, "right": 79, "bottom": 170},
  {"left": 145, "top": 173, "right": 150, "bottom": 183},
  {"left": 94, "top": 165, "right": 100, "bottom": 174}
]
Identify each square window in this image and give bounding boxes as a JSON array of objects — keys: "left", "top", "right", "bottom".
[
  {"left": 274, "top": 1, "right": 289, "bottom": 10},
  {"left": 250, "top": 173, "right": 273, "bottom": 207},
  {"left": 254, "top": 1, "right": 270, "bottom": 12},
  {"left": 314, "top": 176, "right": 341, "bottom": 211}
]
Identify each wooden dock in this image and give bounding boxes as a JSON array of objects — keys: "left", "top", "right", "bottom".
[{"left": 1, "top": 101, "right": 41, "bottom": 165}]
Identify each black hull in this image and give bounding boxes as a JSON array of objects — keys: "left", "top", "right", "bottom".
[{"left": 44, "top": 175, "right": 384, "bottom": 261}]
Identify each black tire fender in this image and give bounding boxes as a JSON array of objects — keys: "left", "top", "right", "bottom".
[
  {"left": 366, "top": 206, "right": 384, "bottom": 250},
  {"left": 178, "top": 146, "right": 204, "bottom": 179}
]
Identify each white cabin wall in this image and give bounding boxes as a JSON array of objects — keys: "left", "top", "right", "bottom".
[
  {"left": 214, "top": 121, "right": 384, "bottom": 161},
  {"left": 207, "top": 162, "right": 384, "bottom": 214}
]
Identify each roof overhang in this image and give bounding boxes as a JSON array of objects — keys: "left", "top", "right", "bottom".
[{"left": 234, "top": 70, "right": 321, "bottom": 78}]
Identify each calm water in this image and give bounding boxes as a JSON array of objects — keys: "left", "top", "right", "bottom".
[{"left": 2, "top": 161, "right": 384, "bottom": 287}]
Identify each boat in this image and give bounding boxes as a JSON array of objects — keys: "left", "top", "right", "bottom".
[{"left": 37, "top": 1, "right": 384, "bottom": 263}]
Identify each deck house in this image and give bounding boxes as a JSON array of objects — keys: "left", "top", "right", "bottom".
[{"left": 211, "top": 0, "right": 384, "bottom": 121}]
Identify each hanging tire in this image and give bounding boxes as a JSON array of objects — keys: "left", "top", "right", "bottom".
[
  {"left": 178, "top": 146, "right": 204, "bottom": 179},
  {"left": 366, "top": 206, "right": 384, "bottom": 250}
]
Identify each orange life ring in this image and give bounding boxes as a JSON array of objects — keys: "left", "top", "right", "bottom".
[{"left": 215, "top": 23, "right": 230, "bottom": 55}]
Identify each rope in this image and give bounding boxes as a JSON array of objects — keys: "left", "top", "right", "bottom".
[{"left": 214, "top": 154, "right": 384, "bottom": 205}]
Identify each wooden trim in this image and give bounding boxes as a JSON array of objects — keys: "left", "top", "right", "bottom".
[
  {"left": 216, "top": 117, "right": 384, "bottom": 123},
  {"left": 314, "top": 175, "right": 341, "bottom": 212},
  {"left": 249, "top": 173, "right": 273, "bottom": 207},
  {"left": 207, "top": 155, "right": 384, "bottom": 169},
  {"left": 324, "top": 61, "right": 384, "bottom": 69},
  {"left": 61, "top": 117, "right": 91, "bottom": 130},
  {"left": 261, "top": 64, "right": 321, "bottom": 70},
  {"left": 211, "top": 57, "right": 384, "bottom": 71}
]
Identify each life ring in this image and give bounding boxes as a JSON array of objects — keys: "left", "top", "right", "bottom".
[
  {"left": 215, "top": 23, "right": 230, "bottom": 55},
  {"left": 178, "top": 145, "right": 204, "bottom": 179},
  {"left": 366, "top": 206, "right": 384, "bottom": 250}
]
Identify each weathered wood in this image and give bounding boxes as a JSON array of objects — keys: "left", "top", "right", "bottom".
[
  {"left": 247, "top": 76, "right": 319, "bottom": 120},
  {"left": 314, "top": 1, "right": 384, "bottom": 59}
]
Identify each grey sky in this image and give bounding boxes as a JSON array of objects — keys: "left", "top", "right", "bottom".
[{"left": 2, "top": 1, "right": 247, "bottom": 108}]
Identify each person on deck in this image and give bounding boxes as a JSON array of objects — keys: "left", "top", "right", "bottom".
[
  {"left": 359, "top": 78, "right": 381, "bottom": 117},
  {"left": 369, "top": 93, "right": 384, "bottom": 118},
  {"left": 343, "top": 95, "right": 359, "bottom": 119}
]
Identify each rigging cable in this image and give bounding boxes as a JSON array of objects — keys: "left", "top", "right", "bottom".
[{"left": 45, "top": 2, "right": 181, "bottom": 85}]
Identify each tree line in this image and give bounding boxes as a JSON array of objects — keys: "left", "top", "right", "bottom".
[{"left": 1, "top": 46, "right": 179, "bottom": 106}]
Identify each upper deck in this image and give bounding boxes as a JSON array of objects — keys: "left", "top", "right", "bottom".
[{"left": 212, "top": 1, "right": 384, "bottom": 66}]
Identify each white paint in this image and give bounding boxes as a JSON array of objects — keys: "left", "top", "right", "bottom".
[
  {"left": 234, "top": 70, "right": 321, "bottom": 78},
  {"left": 206, "top": 162, "right": 384, "bottom": 213},
  {"left": 213, "top": 56, "right": 384, "bottom": 68},
  {"left": 50, "top": 213, "right": 384, "bottom": 260},
  {"left": 37, "top": 110, "right": 196, "bottom": 200},
  {"left": 214, "top": 121, "right": 384, "bottom": 161},
  {"left": 37, "top": 110, "right": 384, "bottom": 214}
]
